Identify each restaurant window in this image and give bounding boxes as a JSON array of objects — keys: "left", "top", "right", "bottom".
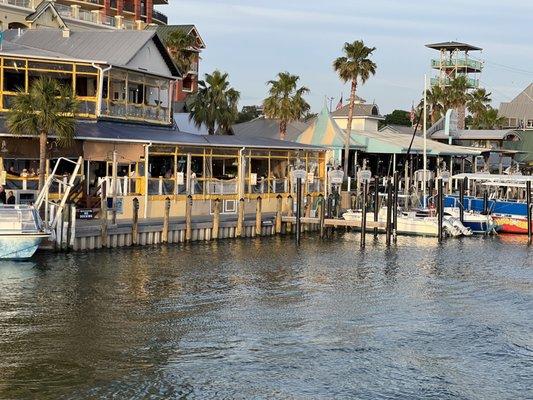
[
  {"left": 3, "top": 70, "right": 25, "bottom": 92},
  {"left": 76, "top": 75, "right": 97, "bottom": 97}
]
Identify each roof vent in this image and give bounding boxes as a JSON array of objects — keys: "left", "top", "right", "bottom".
[{"left": 62, "top": 28, "right": 70, "bottom": 38}]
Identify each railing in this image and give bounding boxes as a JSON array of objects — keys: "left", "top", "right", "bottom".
[
  {"left": 1, "top": 0, "right": 31, "bottom": 8},
  {"left": 430, "top": 76, "right": 479, "bottom": 88},
  {"left": 152, "top": 9, "right": 168, "bottom": 24},
  {"left": 431, "top": 58, "right": 483, "bottom": 70},
  {"left": 4, "top": 174, "right": 83, "bottom": 196}
]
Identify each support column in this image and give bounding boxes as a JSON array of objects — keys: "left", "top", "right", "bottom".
[
  {"left": 117, "top": 0, "right": 124, "bottom": 15},
  {"left": 104, "top": 0, "right": 111, "bottom": 17},
  {"left": 146, "top": 0, "right": 153, "bottom": 23},
  {"left": 134, "top": 0, "right": 141, "bottom": 21}
]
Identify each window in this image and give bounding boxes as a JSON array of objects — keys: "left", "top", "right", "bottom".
[
  {"left": 3, "top": 70, "right": 25, "bottom": 92},
  {"left": 75, "top": 75, "right": 97, "bottom": 97}
]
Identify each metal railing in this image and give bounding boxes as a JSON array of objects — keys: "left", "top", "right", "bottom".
[
  {"left": 1, "top": 0, "right": 31, "bottom": 8},
  {"left": 430, "top": 76, "right": 479, "bottom": 88},
  {"left": 431, "top": 58, "right": 483, "bottom": 70}
]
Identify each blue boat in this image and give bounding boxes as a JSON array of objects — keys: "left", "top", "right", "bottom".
[{"left": 0, "top": 205, "right": 50, "bottom": 259}]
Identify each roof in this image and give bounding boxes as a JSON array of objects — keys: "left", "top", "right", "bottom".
[
  {"left": 232, "top": 117, "right": 311, "bottom": 142},
  {"left": 152, "top": 24, "right": 206, "bottom": 49},
  {"left": 0, "top": 119, "right": 324, "bottom": 151},
  {"left": 173, "top": 113, "right": 210, "bottom": 135},
  {"left": 379, "top": 124, "right": 418, "bottom": 135},
  {"left": 25, "top": 1, "right": 66, "bottom": 28},
  {"left": 331, "top": 103, "right": 383, "bottom": 119},
  {"left": 1, "top": 29, "right": 180, "bottom": 77},
  {"left": 431, "top": 129, "right": 518, "bottom": 140},
  {"left": 297, "top": 106, "right": 365, "bottom": 149},
  {"left": 503, "top": 130, "right": 533, "bottom": 164},
  {"left": 498, "top": 83, "right": 533, "bottom": 119},
  {"left": 425, "top": 41, "right": 482, "bottom": 51}
]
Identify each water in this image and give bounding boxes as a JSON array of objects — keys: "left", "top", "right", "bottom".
[{"left": 0, "top": 235, "right": 532, "bottom": 399}]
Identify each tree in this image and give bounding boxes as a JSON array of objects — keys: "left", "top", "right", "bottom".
[
  {"left": 188, "top": 70, "right": 240, "bottom": 135},
  {"left": 467, "top": 88, "right": 491, "bottom": 119},
  {"left": 263, "top": 72, "right": 310, "bottom": 140},
  {"left": 425, "top": 85, "right": 446, "bottom": 124},
  {"left": 165, "top": 29, "right": 197, "bottom": 75},
  {"left": 236, "top": 106, "right": 262, "bottom": 124},
  {"left": 471, "top": 107, "right": 505, "bottom": 129},
  {"left": 383, "top": 109, "right": 411, "bottom": 127},
  {"left": 7, "top": 77, "right": 78, "bottom": 189},
  {"left": 445, "top": 76, "right": 469, "bottom": 129},
  {"left": 333, "top": 40, "right": 376, "bottom": 176}
]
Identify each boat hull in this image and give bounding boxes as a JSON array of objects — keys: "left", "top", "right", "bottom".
[
  {"left": 492, "top": 216, "right": 532, "bottom": 234},
  {"left": 0, "top": 234, "right": 49, "bottom": 259}
]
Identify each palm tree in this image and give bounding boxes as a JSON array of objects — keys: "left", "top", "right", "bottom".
[
  {"left": 445, "top": 76, "right": 469, "bottom": 129},
  {"left": 333, "top": 40, "right": 376, "bottom": 176},
  {"left": 188, "top": 70, "right": 240, "bottom": 135},
  {"left": 425, "top": 85, "right": 445, "bottom": 124},
  {"left": 7, "top": 76, "right": 78, "bottom": 189},
  {"left": 165, "top": 29, "right": 197, "bottom": 75},
  {"left": 471, "top": 107, "right": 505, "bottom": 129},
  {"left": 263, "top": 72, "right": 310, "bottom": 140},
  {"left": 467, "top": 88, "right": 491, "bottom": 119}
]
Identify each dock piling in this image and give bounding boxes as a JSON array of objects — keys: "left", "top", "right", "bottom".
[
  {"left": 459, "top": 178, "right": 465, "bottom": 223},
  {"left": 162, "top": 197, "right": 170, "bottom": 243},
  {"left": 186, "top": 195, "right": 193, "bottom": 241},
  {"left": 386, "top": 178, "right": 392, "bottom": 246},
  {"left": 373, "top": 176, "right": 379, "bottom": 236},
  {"left": 275, "top": 194, "right": 282, "bottom": 234},
  {"left": 437, "top": 178, "right": 444, "bottom": 243},
  {"left": 318, "top": 194, "right": 325, "bottom": 238},
  {"left": 255, "top": 196, "right": 262, "bottom": 236},
  {"left": 212, "top": 198, "right": 221, "bottom": 239},
  {"left": 361, "top": 180, "right": 368, "bottom": 248},
  {"left": 393, "top": 171, "right": 399, "bottom": 242},
  {"left": 296, "top": 177, "right": 302, "bottom": 245},
  {"left": 526, "top": 181, "right": 532, "bottom": 244},
  {"left": 286, "top": 195, "right": 293, "bottom": 233},
  {"left": 236, "top": 197, "right": 244, "bottom": 238}
]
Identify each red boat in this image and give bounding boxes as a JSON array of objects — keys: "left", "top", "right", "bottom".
[{"left": 492, "top": 215, "right": 533, "bottom": 234}]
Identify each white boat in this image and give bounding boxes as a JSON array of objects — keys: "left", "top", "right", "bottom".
[
  {"left": 443, "top": 207, "right": 496, "bottom": 234},
  {"left": 0, "top": 205, "right": 50, "bottom": 259},
  {"left": 342, "top": 208, "right": 472, "bottom": 237}
]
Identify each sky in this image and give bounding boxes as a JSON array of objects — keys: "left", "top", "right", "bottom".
[{"left": 160, "top": 0, "right": 533, "bottom": 114}]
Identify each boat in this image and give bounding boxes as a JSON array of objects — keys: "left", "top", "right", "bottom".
[
  {"left": 0, "top": 205, "right": 51, "bottom": 259},
  {"left": 342, "top": 208, "right": 472, "bottom": 237},
  {"left": 443, "top": 207, "right": 496, "bottom": 234}
]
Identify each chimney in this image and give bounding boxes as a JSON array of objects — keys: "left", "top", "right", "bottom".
[{"left": 62, "top": 28, "right": 70, "bottom": 38}]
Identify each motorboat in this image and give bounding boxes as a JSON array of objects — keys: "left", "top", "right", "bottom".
[
  {"left": 0, "top": 205, "right": 50, "bottom": 259},
  {"left": 342, "top": 207, "right": 472, "bottom": 237},
  {"left": 443, "top": 207, "right": 496, "bottom": 234}
]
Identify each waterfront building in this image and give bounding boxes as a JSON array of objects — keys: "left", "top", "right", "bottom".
[
  {"left": 233, "top": 117, "right": 311, "bottom": 142},
  {"left": 0, "top": 28, "right": 325, "bottom": 218},
  {"left": 499, "top": 83, "right": 533, "bottom": 130}
]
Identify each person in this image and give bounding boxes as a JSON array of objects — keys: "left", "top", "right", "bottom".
[
  {"left": 0, "top": 186, "right": 6, "bottom": 204},
  {"left": 6, "top": 191, "right": 16, "bottom": 205},
  {"left": 8, "top": 165, "right": 19, "bottom": 176}
]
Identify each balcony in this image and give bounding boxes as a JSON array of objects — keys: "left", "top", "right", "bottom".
[
  {"left": 431, "top": 58, "right": 483, "bottom": 71},
  {"left": 430, "top": 76, "right": 479, "bottom": 89},
  {"left": 55, "top": 3, "right": 117, "bottom": 28},
  {"left": 0, "top": 0, "right": 31, "bottom": 8},
  {"left": 152, "top": 9, "right": 167, "bottom": 24}
]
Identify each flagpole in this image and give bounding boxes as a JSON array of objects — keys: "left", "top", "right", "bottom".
[{"left": 423, "top": 74, "right": 427, "bottom": 209}]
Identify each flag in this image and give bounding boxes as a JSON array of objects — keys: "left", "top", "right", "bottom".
[{"left": 335, "top": 93, "right": 343, "bottom": 110}]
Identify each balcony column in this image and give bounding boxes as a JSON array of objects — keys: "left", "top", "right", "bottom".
[
  {"left": 104, "top": 0, "right": 110, "bottom": 17},
  {"left": 70, "top": 4, "right": 80, "bottom": 19},
  {"left": 134, "top": 0, "right": 141, "bottom": 21},
  {"left": 91, "top": 9, "right": 102, "bottom": 24},
  {"left": 117, "top": 0, "right": 123, "bottom": 16},
  {"left": 146, "top": 0, "right": 152, "bottom": 23},
  {"left": 114, "top": 15, "right": 123, "bottom": 29}
]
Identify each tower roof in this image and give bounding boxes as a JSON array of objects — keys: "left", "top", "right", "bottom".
[{"left": 426, "top": 41, "right": 482, "bottom": 51}]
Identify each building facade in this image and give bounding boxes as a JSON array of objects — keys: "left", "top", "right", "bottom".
[{"left": 499, "top": 83, "right": 533, "bottom": 130}]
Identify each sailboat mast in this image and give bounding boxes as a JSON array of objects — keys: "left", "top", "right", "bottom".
[{"left": 423, "top": 74, "right": 428, "bottom": 209}]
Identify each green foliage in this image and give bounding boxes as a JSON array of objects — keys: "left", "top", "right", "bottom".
[
  {"left": 263, "top": 72, "right": 310, "bottom": 139},
  {"left": 165, "top": 29, "right": 197, "bottom": 75},
  {"left": 383, "top": 109, "right": 411, "bottom": 126},
  {"left": 470, "top": 107, "right": 506, "bottom": 129},
  {"left": 236, "top": 106, "right": 262, "bottom": 124},
  {"left": 188, "top": 70, "right": 240, "bottom": 135}
]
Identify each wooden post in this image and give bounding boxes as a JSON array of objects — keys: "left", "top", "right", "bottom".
[
  {"left": 526, "top": 180, "right": 532, "bottom": 244},
  {"left": 185, "top": 194, "right": 192, "bottom": 241},
  {"left": 373, "top": 176, "right": 379, "bottom": 236},
  {"left": 318, "top": 194, "right": 325, "bottom": 238},
  {"left": 275, "top": 194, "right": 282, "bottom": 234},
  {"left": 132, "top": 197, "right": 139, "bottom": 245},
  {"left": 304, "top": 193, "right": 311, "bottom": 232},
  {"left": 393, "top": 171, "right": 399, "bottom": 242},
  {"left": 361, "top": 180, "right": 368, "bottom": 248},
  {"left": 255, "top": 196, "right": 262, "bottom": 236},
  {"left": 286, "top": 194, "right": 293, "bottom": 233},
  {"left": 459, "top": 178, "right": 465, "bottom": 223},
  {"left": 438, "top": 178, "right": 444, "bottom": 243},
  {"left": 296, "top": 177, "right": 302, "bottom": 244},
  {"left": 162, "top": 197, "right": 170, "bottom": 243},
  {"left": 69, "top": 204, "right": 76, "bottom": 251},
  {"left": 236, "top": 197, "right": 245, "bottom": 237},
  {"left": 212, "top": 198, "right": 221, "bottom": 239},
  {"left": 386, "top": 178, "right": 392, "bottom": 246}
]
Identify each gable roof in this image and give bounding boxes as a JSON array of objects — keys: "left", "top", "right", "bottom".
[
  {"left": 499, "top": 83, "right": 533, "bottom": 118},
  {"left": 25, "top": 1, "right": 67, "bottom": 28},
  {"left": 150, "top": 24, "right": 206, "bottom": 49},
  {"left": 379, "top": 124, "right": 418, "bottom": 135},
  {"left": 331, "top": 103, "right": 383, "bottom": 119},
  {"left": 1, "top": 28, "right": 180, "bottom": 77},
  {"left": 425, "top": 41, "right": 482, "bottom": 51},
  {"left": 232, "top": 117, "right": 311, "bottom": 141}
]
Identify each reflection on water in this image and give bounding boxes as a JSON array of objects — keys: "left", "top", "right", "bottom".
[{"left": 0, "top": 235, "right": 532, "bottom": 399}]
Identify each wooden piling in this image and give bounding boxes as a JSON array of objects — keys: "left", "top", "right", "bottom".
[
  {"left": 438, "top": 178, "right": 444, "bottom": 243},
  {"left": 212, "top": 198, "right": 221, "bottom": 239},
  {"left": 132, "top": 197, "right": 139, "bottom": 245},
  {"left": 286, "top": 195, "right": 293, "bottom": 234},
  {"left": 236, "top": 197, "right": 244, "bottom": 237},
  {"left": 296, "top": 177, "right": 302, "bottom": 245},
  {"left": 318, "top": 194, "right": 325, "bottom": 238},
  {"left": 185, "top": 195, "right": 193, "bottom": 241},
  {"left": 255, "top": 196, "right": 262, "bottom": 236},
  {"left": 386, "top": 178, "right": 392, "bottom": 246},
  {"left": 361, "top": 180, "right": 368, "bottom": 248},
  {"left": 162, "top": 197, "right": 170, "bottom": 243},
  {"left": 304, "top": 193, "right": 311, "bottom": 232},
  {"left": 393, "top": 171, "right": 399, "bottom": 242},
  {"left": 526, "top": 181, "right": 532, "bottom": 244},
  {"left": 275, "top": 194, "right": 283, "bottom": 234},
  {"left": 373, "top": 176, "right": 379, "bottom": 236},
  {"left": 459, "top": 178, "right": 465, "bottom": 223}
]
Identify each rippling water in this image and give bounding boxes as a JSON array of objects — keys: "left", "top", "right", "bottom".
[{"left": 0, "top": 234, "right": 532, "bottom": 399}]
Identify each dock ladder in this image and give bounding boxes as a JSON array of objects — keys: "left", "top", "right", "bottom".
[{"left": 34, "top": 156, "right": 83, "bottom": 230}]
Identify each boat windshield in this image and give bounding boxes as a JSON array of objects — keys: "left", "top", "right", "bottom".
[{"left": 0, "top": 206, "right": 41, "bottom": 233}]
